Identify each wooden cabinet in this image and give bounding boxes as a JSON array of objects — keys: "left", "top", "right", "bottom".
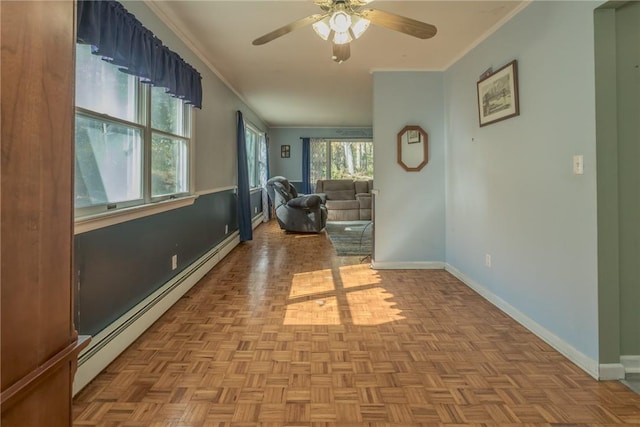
[{"left": 1, "top": 2, "right": 87, "bottom": 425}]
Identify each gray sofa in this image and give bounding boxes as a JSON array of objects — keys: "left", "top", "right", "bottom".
[
  {"left": 315, "top": 179, "right": 373, "bottom": 221},
  {"left": 266, "top": 176, "right": 328, "bottom": 233}
]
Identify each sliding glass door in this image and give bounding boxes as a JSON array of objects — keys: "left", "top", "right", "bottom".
[{"left": 310, "top": 139, "right": 373, "bottom": 185}]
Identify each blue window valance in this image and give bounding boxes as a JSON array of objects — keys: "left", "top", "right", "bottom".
[{"left": 77, "top": 0, "right": 203, "bottom": 108}]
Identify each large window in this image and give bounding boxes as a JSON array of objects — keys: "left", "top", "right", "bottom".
[
  {"left": 245, "top": 123, "right": 267, "bottom": 189},
  {"left": 310, "top": 139, "right": 373, "bottom": 185},
  {"left": 75, "top": 44, "right": 191, "bottom": 217}
]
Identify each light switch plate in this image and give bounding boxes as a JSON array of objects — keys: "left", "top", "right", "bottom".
[{"left": 573, "top": 155, "right": 584, "bottom": 175}]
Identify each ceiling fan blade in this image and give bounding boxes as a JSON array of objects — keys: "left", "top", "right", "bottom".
[
  {"left": 351, "top": 0, "right": 375, "bottom": 5},
  {"left": 359, "top": 9, "right": 437, "bottom": 39},
  {"left": 314, "top": 0, "right": 373, "bottom": 7},
  {"left": 253, "top": 14, "right": 326, "bottom": 46},
  {"left": 332, "top": 42, "right": 351, "bottom": 63}
]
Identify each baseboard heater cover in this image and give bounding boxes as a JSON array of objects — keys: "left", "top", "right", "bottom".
[{"left": 73, "top": 231, "right": 241, "bottom": 395}]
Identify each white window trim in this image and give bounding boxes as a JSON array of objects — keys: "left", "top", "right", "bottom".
[
  {"left": 74, "top": 194, "right": 198, "bottom": 235},
  {"left": 245, "top": 121, "right": 265, "bottom": 190}
]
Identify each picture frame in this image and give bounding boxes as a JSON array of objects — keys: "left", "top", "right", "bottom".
[
  {"left": 477, "top": 60, "right": 519, "bottom": 127},
  {"left": 280, "top": 145, "right": 290, "bottom": 158},
  {"left": 407, "top": 129, "right": 421, "bottom": 144}
]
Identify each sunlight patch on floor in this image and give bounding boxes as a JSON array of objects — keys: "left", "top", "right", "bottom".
[
  {"left": 339, "top": 264, "right": 381, "bottom": 289},
  {"left": 346, "top": 288, "right": 404, "bottom": 325},
  {"left": 283, "top": 296, "right": 340, "bottom": 325},
  {"left": 285, "top": 265, "right": 403, "bottom": 326},
  {"left": 289, "top": 269, "right": 335, "bottom": 298}
]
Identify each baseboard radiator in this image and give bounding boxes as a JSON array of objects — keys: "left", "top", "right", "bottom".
[{"left": 73, "top": 215, "right": 264, "bottom": 395}]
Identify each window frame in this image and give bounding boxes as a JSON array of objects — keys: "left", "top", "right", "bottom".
[
  {"left": 74, "top": 45, "right": 194, "bottom": 224},
  {"left": 245, "top": 122, "right": 266, "bottom": 190},
  {"left": 310, "top": 138, "right": 374, "bottom": 181}
]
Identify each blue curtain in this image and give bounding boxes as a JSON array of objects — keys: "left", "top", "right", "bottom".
[
  {"left": 77, "top": 0, "right": 202, "bottom": 108},
  {"left": 302, "top": 137, "right": 311, "bottom": 194},
  {"left": 236, "top": 111, "right": 253, "bottom": 242}
]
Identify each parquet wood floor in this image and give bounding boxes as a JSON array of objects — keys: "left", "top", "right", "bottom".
[{"left": 73, "top": 221, "right": 640, "bottom": 426}]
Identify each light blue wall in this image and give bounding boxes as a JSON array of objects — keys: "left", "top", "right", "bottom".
[
  {"left": 373, "top": 72, "right": 446, "bottom": 264},
  {"left": 123, "top": 1, "right": 267, "bottom": 192},
  {"left": 445, "top": 1, "right": 599, "bottom": 360},
  {"left": 269, "top": 127, "right": 372, "bottom": 182}
]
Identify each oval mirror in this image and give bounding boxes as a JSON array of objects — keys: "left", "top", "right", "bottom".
[{"left": 397, "top": 125, "right": 428, "bottom": 171}]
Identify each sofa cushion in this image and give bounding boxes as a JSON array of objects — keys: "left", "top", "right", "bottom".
[
  {"left": 354, "top": 180, "right": 369, "bottom": 194},
  {"left": 320, "top": 179, "right": 354, "bottom": 191},
  {"left": 325, "top": 200, "right": 360, "bottom": 210},
  {"left": 325, "top": 189, "right": 356, "bottom": 200},
  {"left": 329, "top": 209, "right": 360, "bottom": 221}
]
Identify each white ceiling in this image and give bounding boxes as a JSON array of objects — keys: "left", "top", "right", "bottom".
[{"left": 147, "top": 1, "right": 527, "bottom": 128}]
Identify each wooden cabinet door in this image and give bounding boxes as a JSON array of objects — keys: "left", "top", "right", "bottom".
[{"left": 1, "top": 2, "right": 87, "bottom": 425}]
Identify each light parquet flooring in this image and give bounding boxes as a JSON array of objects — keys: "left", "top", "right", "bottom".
[{"left": 73, "top": 221, "right": 640, "bottom": 426}]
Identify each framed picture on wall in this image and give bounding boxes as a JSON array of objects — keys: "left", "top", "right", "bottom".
[
  {"left": 281, "top": 145, "right": 290, "bottom": 158},
  {"left": 407, "top": 129, "right": 421, "bottom": 144},
  {"left": 477, "top": 60, "right": 520, "bottom": 127}
]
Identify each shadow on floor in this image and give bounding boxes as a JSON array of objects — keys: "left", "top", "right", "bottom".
[{"left": 622, "top": 373, "right": 640, "bottom": 394}]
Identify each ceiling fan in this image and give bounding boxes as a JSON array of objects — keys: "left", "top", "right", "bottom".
[{"left": 252, "top": 0, "right": 437, "bottom": 63}]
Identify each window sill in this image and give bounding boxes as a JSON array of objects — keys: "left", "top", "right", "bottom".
[{"left": 74, "top": 195, "right": 199, "bottom": 235}]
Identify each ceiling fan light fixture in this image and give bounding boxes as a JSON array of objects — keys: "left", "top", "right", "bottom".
[
  {"left": 349, "top": 16, "right": 370, "bottom": 39},
  {"left": 329, "top": 11, "right": 352, "bottom": 33},
  {"left": 333, "top": 30, "right": 352, "bottom": 45},
  {"left": 312, "top": 19, "right": 331, "bottom": 40}
]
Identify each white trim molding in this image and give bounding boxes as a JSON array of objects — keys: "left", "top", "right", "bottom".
[
  {"left": 371, "top": 261, "right": 445, "bottom": 270},
  {"left": 196, "top": 185, "right": 237, "bottom": 196},
  {"left": 445, "top": 263, "right": 599, "bottom": 380},
  {"left": 75, "top": 195, "right": 198, "bottom": 235},
  {"left": 252, "top": 214, "right": 265, "bottom": 228},
  {"left": 621, "top": 355, "right": 640, "bottom": 374},
  {"left": 443, "top": 1, "right": 533, "bottom": 70},
  {"left": 142, "top": 1, "right": 262, "bottom": 125},
  {"left": 599, "top": 363, "right": 626, "bottom": 380}
]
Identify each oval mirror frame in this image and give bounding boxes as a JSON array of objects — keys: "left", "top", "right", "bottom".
[{"left": 397, "top": 125, "right": 428, "bottom": 172}]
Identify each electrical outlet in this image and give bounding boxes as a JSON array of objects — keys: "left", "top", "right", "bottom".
[
  {"left": 254, "top": 207, "right": 258, "bottom": 214},
  {"left": 225, "top": 224, "right": 229, "bottom": 234},
  {"left": 485, "top": 254, "right": 491, "bottom": 268},
  {"left": 171, "top": 254, "right": 177, "bottom": 270}
]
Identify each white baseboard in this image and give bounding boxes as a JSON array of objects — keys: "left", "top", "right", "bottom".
[
  {"left": 445, "top": 263, "right": 599, "bottom": 380},
  {"left": 371, "top": 261, "right": 445, "bottom": 270},
  {"left": 73, "top": 231, "right": 242, "bottom": 396},
  {"left": 252, "top": 213, "right": 265, "bottom": 229},
  {"left": 622, "top": 355, "right": 640, "bottom": 374},
  {"left": 599, "top": 363, "right": 626, "bottom": 380}
]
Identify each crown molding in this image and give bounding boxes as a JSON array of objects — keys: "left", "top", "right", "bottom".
[
  {"left": 142, "top": 0, "right": 270, "bottom": 127},
  {"left": 443, "top": 0, "right": 533, "bottom": 70}
]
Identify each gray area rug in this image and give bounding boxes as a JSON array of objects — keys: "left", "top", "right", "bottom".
[{"left": 324, "top": 221, "right": 372, "bottom": 256}]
